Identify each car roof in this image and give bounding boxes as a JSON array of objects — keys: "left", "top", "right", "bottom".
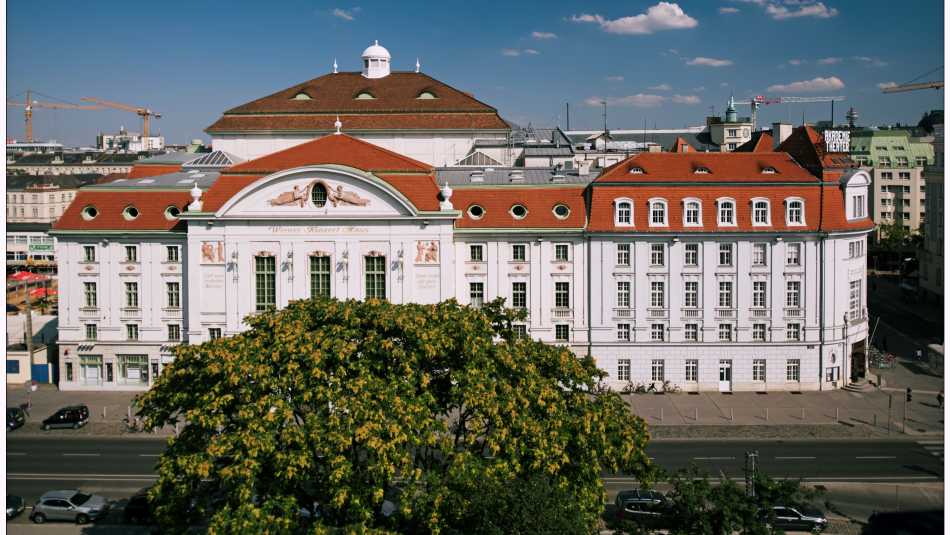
[
  {"left": 40, "top": 490, "right": 78, "bottom": 500},
  {"left": 617, "top": 489, "right": 664, "bottom": 501}
]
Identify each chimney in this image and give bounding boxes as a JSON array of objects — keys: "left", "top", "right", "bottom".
[{"left": 772, "top": 123, "right": 793, "bottom": 150}]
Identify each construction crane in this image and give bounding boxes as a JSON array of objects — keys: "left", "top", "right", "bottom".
[
  {"left": 881, "top": 81, "right": 944, "bottom": 93},
  {"left": 6, "top": 90, "right": 101, "bottom": 142},
  {"left": 734, "top": 95, "right": 845, "bottom": 130},
  {"left": 80, "top": 97, "right": 161, "bottom": 138}
]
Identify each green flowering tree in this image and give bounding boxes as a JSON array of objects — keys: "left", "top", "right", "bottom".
[{"left": 138, "top": 298, "right": 652, "bottom": 534}]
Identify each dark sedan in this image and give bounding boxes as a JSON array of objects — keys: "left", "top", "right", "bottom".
[
  {"left": 41, "top": 405, "right": 89, "bottom": 430},
  {"left": 7, "top": 407, "right": 26, "bottom": 431}
]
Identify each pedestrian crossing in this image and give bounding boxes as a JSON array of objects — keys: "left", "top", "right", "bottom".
[{"left": 918, "top": 439, "right": 943, "bottom": 459}]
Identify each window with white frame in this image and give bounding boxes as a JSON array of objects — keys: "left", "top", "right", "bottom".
[
  {"left": 787, "top": 359, "right": 801, "bottom": 381},
  {"left": 752, "top": 281, "right": 767, "bottom": 308},
  {"left": 166, "top": 246, "right": 180, "bottom": 263},
  {"left": 786, "top": 323, "right": 801, "bottom": 341},
  {"left": 85, "top": 324, "right": 98, "bottom": 341},
  {"left": 786, "top": 199, "right": 805, "bottom": 225},
  {"left": 83, "top": 282, "right": 97, "bottom": 308},
  {"left": 651, "top": 359, "right": 665, "bottom": 381},
  {"left": 786, "top": 243, "right": 801, "bottom": 266},
  {"left": 852, "top": 194, "right": 867, "bottom": 218},
  {"left": 364, "top": 256, "right": 386, "bottom": 300},
  {"left": 125, "top": 245, "right": 138, "bottom": 263},
  {"left": 752, "top": 243, "right": 768, "bottom": 266},
  {"left": 617, "top": 359, "right": 630, "bottom": 381},
  {"left": 555, "top": 281, "right": 570, "bottom": 308},
  {"left": 83, "top": 245, "right": 96, "bottom": 262},
  {"left": 684, "top": 243, "right": 699, "bottom": 266},
  {"left": 310, "top": 256, "right": 332, "bottom": 299},
  {"left": 469, "top": 244, "right": 484, "bottom": 262},
  {"left": 849, "top": 280, "right": 863, "bottom": 320},
  {"left": 209, "top": 328, "right": 222, "bottom": 340},
  {"left": 469, "top": 282, "right": 484, "bottom": 308},
  {"left": 718, "top": 323, "right": 732, "bottom": 341},
  {"left": 617, "top": 281, "right": 631, "bottom": 308},
  {"left": 685, "top": 360, "right": 698, "bottom": 381},
  {"left": 168, "top": 324, "right": 181, "bottom": 341},
  {"left": 166, "top": 282, "right": 181, "bottom": 308},
  {"left": 617, "top": 243, "right": 630, "bottom": 266},
  {"left": 513, "top": 325, "right": 528, "bottom": 338},
  {"left": 125, "top": 282, "right": 139, "bottom": 308},
  {"left": 555, "top": 324, "right": 569, "bottom": 341},
  {"left": 616, "top": 200, "right": 633, "bottom": 225},
  {"left": 718, "top": 243, "right": 733, "bottom": 266},
  {"left": 684, "top": 324, "right": 699, "bottom": 341},
  {"left": 650, "top": 281, "right": 665, "bottom": 308},
  {"left": 126, "top": 324, "right": 139, "bottom": 341},
  {"left": 511, "top": 244, "right": 526, "bottom": 262},
  {"left": 649, "top": 199, "right": 668, "bottom": 226},
  {"left": 512, "top": 282, "right": 527, "bottom": 309},
  {"left": 752, "top": 323, "right": 767, "bottom": 341},
  {"left": 718, "top": 199, "right": 736, "bottom": 225},
  {"left": 684, "top": 200, "right": 701, "bottom": 226},
  {"left": 684, "top": 281, "right": 699, "bottom": 308},
  {"left": 718, "top": 281, "right": 733, "bottom": 308},
  {"left": 651, "top": 324, "right": 665, "bottom": 341},
  {"left": 650, "top": 244, "right": 665, "bottom": 266},
  {"left": 753, "top": 359, "right": 767, "bottom": 382},
  {"left": 617, "top": 323, "right": 630, "bottom": 341},
  {"left": 786, "top": 281, "right": 801, "bottom": 308},
  {"left": 849, "top": 240, "right": 864, "bottom": 259},
  {"left": 752, "top": 199, "right": 770, "bottom": 225},
  {"left": 555, "top": 244, "right": 570, "bottom": 262}
]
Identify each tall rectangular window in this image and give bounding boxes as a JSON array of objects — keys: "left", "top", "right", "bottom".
[
  {"left": 650, "top": 281, "right": 665, "bottom": 308},
  {"left": 617, "top": 323, "right": 630, "bottom": 341},
  {"left": 718, "top": 281, "right": 733, "bottom": 308},
  {"left": 786, "top": 243, "right": 801, "bottom": 266},
  {"left": 83, "top": 245, "right": 96, "bottom": 262},
  {"left": 555, "top": 324, "right": 569, "bottom": 341},
  {"left": 310, "top": 256, "right": 331, "bottom": 299},
  {"left": 364, "top": 256, "right": 386, "bottom": 300},
  {"left": 255, "top": 256, "right": 277, "bottom": 311},
  {"left": 617, "top": 281, "right": 631, "bottom": 308},
  {"left": 511, "top": 244, "right": 526, "bottom": 262},
  {"left": 166, "top": 246, "right": 180, "bottom": 262},
  {"left": 684, "top": 281, "right": 699, "bottom": 308},
  {"left": 125, "top": 282, "right": 139, "bottom": 308},
  {"left": 718, "top": 323, "right": 732, "bottom": 341},
  {"left": 166, "top": 282, "right": 181, "bottom": 308},
  {"left": 512, "top": 325, "right": 527, "bottom": 338},
  {"left": 752, "top": 323, "right": 767, "bottom": 341},
  {"left": 650, "top": 323, "right": 665, "bottom": 341},
  {"left": 849, "top": 280, "right": 862, "bottom": 320},
  {"left": 650, "top": 244, "right": 665, "bottom": 266},
  {"left": 85, "top": 324, "right": 98, "bottom": 341},
  {"left": 209, "top": 328, "right": 222, "bottom": 340},
  {"left": 555, "top": 281, "right": 570, "bottom": 308},
  {"left": 787, "top": 359, "right": 801, "bottom": 382},
  {"left": 555, "top": 244, "right": 570, "bottom": 262},
  {"left": 469, "top": 282, "right": 484, "bottom": 308},
  {"left": 512, "top": 281, "right": 527, "bottom": 309},
  {"left": 617, "top": 243, "right": 630, "bottom": 266},
  {"left": 118, "top": 355, "right": 148, "bottom": 385},
  {"left": 126, "top": 324, "right": 139, "bottom": 341},
  {"left": 786, "top": 281, "right": 801, "bottom": 308},
  {"left": 684, "top": 243, "right": 699, "bottom": 266},
  {"left": 753, "top": 359, "right": 767, "bottom": 382},
  {"left": 684, "top": 324, "right": 699, "bottom": 342},
  {"left": 651, "top": 359, "right": 665, "bottom": 381},
  {"left": 752, "top": 243, "right": 767, "bottom": 266},
  {"left": 617, "top": 359, "right": 630, "bottom": 382},
  {"left": 718, "top": 243, "right": 733, "bottom": 266},
  {"left": 752, "top": 281, "right": 767, "bottom": 308},
  {"left": 786, "top": 323, "right": 801, "bottom": 341},
  {"left": 470, "top": 244, "right": 483, "bottom": 262},
  {"left": 168, "top": 324, "right": 181, "bottom": 341},
  {"left": 84, "top": 282, "right": 97, "bottom": 308},
  {"left": 125, "top": 245, "right": 138, "bottom": 263},
  {"left": 853, "top": 195, "right": 866, "bottom": 218},
  {"left": 685, "top": 360, "right": 698, "bottom": 382}
]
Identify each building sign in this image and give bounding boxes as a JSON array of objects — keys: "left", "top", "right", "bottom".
[
  {"left": 28, "top": 243, "right": 54, "bottom": 253},
  {"left": 824, "top": 130, "right": 850, "bottom": 153}
]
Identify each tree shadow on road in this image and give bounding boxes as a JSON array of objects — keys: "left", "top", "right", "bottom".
[{"left": 898, "top": 361, "right": 939, "bottom": 377}]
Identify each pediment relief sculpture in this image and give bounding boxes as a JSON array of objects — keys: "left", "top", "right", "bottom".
[{"left": 269, "top": 180, "right": 370, "bottom": 208}]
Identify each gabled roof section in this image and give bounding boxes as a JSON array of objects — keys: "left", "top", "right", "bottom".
[
  {"left": 182, "top": 150, "right": 244, "bottom": 169},
  {"left": 669, "top": 137, "right": 694, "bottom": 153},
  {"left": 777, "top": 125, "right": 858, "bottom": 178},
  {"left": 225, "top": 134, "right": 433, "bottom": 175},
  {"left": 595, "top": 152, "right": 816, "bottom": 183},
  {"left": 734, "top": 131, "right": 773, "bottom": 152}
]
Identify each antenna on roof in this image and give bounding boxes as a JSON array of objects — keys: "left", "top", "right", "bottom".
[
  {"left": 333, "top": 58, "right": 338, "bottom": 74},
  {"left": 415, "top": 57, "right": 421, "bottom": 73}
]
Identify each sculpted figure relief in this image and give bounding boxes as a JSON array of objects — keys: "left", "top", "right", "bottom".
[
  {"left": 269, "top": 184, "right": 308, "bottom": 207},
  {"left": 328, "top": 184, "right": 370, "bottom": 207},
  {"left": 269, "top": 180, "right": 370, "bottom": 208}
]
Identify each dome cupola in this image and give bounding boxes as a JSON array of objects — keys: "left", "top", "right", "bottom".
[{"left": 361, "top": 40, "right": 391, "bottom": 79}]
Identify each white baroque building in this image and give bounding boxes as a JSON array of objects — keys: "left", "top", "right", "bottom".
[{"left": 51, "top": 43, "right": 873, "bottom": 392}]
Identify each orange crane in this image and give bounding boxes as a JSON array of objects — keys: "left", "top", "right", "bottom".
[
  {"left": 6, "top": 90, "right": 102, "bottom": 142},
  {"left": 80, "top": 97, "right": 161, "bottom": 138}
]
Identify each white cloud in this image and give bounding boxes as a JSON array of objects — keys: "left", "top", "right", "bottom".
[
  {"left": 766, "top": 2, "right": 838, "bottom": 20},
  {"left": 788, "top": 59, "right": 805, "bottom": 66},
  {"left": 877, "top": 81, "right": 898, "bottom": 90},
  {"left": 672, "top": 94, "right": 701, "bottom": 104},
  {"left": 606, "top": 75, "right": 625, "bottom": 81},
  {"left": 331, "top": 7, "right": 359, "bottom": 21},
  {"left": 501, "top": 49, "right": 521, "bottom": 56},
  {"left": 719, "top": 7, "right": 740, "bottom": 13},
  {"left": 817, "top": 57, "right": 842, "bottom": 65},
  {"left": 720, "top": 82, "right": 730, "bottom": 87},
  {"left": 692, "top": 86, "right": 706, "bottom": 92},
  {"left": 586, "top": 94, "right": 667, "bottom": 108},
  {"left": 570, "top": 2, "right": 698, "bottom": 35},
  {"left": 767, "top": 76, "right": 845, "bottom": 93},
  {"left": 853, "top": 56, "right": 888, "bottom": 67},
  {"left": 648, "top": 83, "right": 673, "bottom": 91},
  {"left": 687, "top": 56, "right": 733, "bottom": 67},
  {"left": 523, "top": 48, "right": 540, "bottom": 55},
  {"left": 531, "top": 31, "right": 557, "bottom": 39}
]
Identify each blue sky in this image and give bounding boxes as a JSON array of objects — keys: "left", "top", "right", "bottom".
[{"left": 6, "top": 1, "right": 945, "bottom": 146}]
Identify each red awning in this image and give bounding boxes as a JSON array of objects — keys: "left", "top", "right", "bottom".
[{"left": 29, "top": 287, "right": 57, "bottom": 299}]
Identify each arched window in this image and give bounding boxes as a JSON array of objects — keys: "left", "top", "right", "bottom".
[
  {"left": 615, "top": 199, "right": 633, "bottom": 226},
  {"left": 292, "top": 92, "right": 312, "bottom": 100},
  {"left": 311, "top": 183, "right": 328, "bottom": 207},
  {"left": 683, "top": 199, "right": 702, "bottom": 226},
  {"left": 417, "top": 91, "right": 438, "bottom": 99},
  {"left": 355, "top": 92, "right": 376, "bottom": 100},
  {"left": 717, "top": 198, "right": 736, "bottom": 226},
  {"left": 648, "top": 198, "right": 668, "bottom": 226},
  {"left": 786, "top": 198, "right": 805, "bottom": 225},
  {"left": 752, "top": 198, "right": 770, "bottom": 226}
]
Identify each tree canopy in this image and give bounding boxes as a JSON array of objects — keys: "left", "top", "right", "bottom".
[{"left": 138, "top": 298, "right": 653, "bottom": 533}]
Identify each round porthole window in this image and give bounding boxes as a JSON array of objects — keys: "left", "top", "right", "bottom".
[
  {"left": 510, "top": 204, "right": 528, "bottom": 219},
  {"left": 81, "top": 206, "right": 98, "bottom": 220},
  {"left": 123, "top": 206, "right": 140, "bottom": 220},
  {"left": 164, "top": 205, "right": 181, "bottom": 220},
  {"left": 553, "top": 203, "right": 570, "bottom": 219},
  {"left": 467, "top": 204, "right": 485, "bottom": 220},
  {"left": 311, "top": 182, "right": 327, "bottom": 208}
]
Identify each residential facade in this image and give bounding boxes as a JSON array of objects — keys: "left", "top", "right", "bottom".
[{"left": 919, "top": 123, "right": 944, "bottom": 303}]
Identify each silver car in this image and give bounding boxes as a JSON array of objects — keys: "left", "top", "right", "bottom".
[{"left": 31, "top": 490, "right": 109, "bottom": 524}]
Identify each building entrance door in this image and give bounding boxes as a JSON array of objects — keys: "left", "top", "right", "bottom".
[{"left": 718, "top": 360, "right": 732, "bottom": 392}]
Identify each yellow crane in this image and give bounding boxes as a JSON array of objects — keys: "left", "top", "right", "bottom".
[
  {"left": 80, "top": 97, "right": 162, "bottom": 138},
  {"left": 6, "top": 90, "right": 101, "bottom": 142}
]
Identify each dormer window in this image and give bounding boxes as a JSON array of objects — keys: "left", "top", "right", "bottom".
[
  {"left": 355, "top": 91, "right": 376, "bottom": 100},
  {"left": 123, "top": 205, "right": 140, "bottom": 221},
  {"left": 717, "top": 198, "right": 736, "bottom": 226},
  {"left": 752, "top": 198, "right": 770, "bottom": 226},
  {"left": 648, "top": 198, "right": 668, "bottom": 227},
  {"left": 81, "top": 205, "right": 98, "bottom": 221},
  {"left": 416, "top": 91, "right": 438, "bottom": 99},
  {"left": 292, "top": 92, "right": 312, "bottom": 100},
  {"left": 786, "top": 198, "right": 805, "bottom": 225},
  {"left": 694, "top": 166, "right": 711, "bottom": 174},
  {"left": 467, "top": 204, "right": 485, "bottom": 220},
  {"left": 629, "top": 167, "right": 644, "bottom": 174},
  {"left": 683, "top": 199, "right": 702, "bottom": 227},
  {"left": 615, "top": 199, "right": 633, "bottom": 226},
  {"left": 510, "top": 204, "right": 528, "bottom": 219},
  {"left": 761, "top": 167, "right": 777, "bottom": 174}
]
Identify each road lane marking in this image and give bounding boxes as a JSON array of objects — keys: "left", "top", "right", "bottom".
[
  {"left": 602, "top": 475, "right": 939, "bottom": 482},
  {"left": 7, "top": 452, "right": 26, "bottom": 456},
  {"left": 775, "top": 456, "right": 816, "bottom": 460},
  {"left": 63, "top": 453, "right": 101, "bottom": 457},
  {"left": 138, "top": 454, "right": 161, "bottom": 457},
  {"left": 854, "top": 456, "right": 897, "bottom": 459},
  {"left": 693, "top": 456, "right": 735, "bottom": 460}
]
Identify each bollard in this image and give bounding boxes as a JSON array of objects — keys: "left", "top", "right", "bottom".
[
  {"left": 102, "top": 406, "right": 106, "bottom": 420},
  {"left": 127, "top": 406, "right": 131, "bottom": 421},
  {"left": 765, "top": 407, "right": 769, "bottom": 421},
  {"left": 731, "top": 408, "right": 734, "bottom": 422},
  {"left": 835, "top": 407, "right": 839, "bottom": 423},
  {"left": 695, "top": 408, "right": 699, "bottom": 422},
  {"left": 874, "top": 413, "right": 878, "bottom": 427},
  {"left": 660, "top": 407, "right": 664, "bottom": 422},
  {"left": 801, "top": 407, "right": 805, "bottom": 421},
  {"left": 175, "top": 422, "right": 180, "bottom": 436}
]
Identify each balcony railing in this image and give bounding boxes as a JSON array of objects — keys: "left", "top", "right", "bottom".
[
  {"left": 613, "top": 307, "right": 634, "bottom": 318},
  {"left": 715, "top": 308, "right": 736, "bottom": 319},
  {"left": 120, "top": 307, "right": 142, "bottom": 319},
  {"left": 681, "top": 308, "right": 701, "bottom": 319},
  {"left": 750, "top": 308, "right": 770, "bottom": 318},
  {"left": 784, "top": 307, "right": 803, "bottom": 318},
  {"left": 162, "top": 307, "right": 183, "bottom": 318},
  {"left": 647, "top": 307, "right": 668, "bottom": 319},
  {"left": 551, "top": 307, "right": 573, "bottom": 319}
]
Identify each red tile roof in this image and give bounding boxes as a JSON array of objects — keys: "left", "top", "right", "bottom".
[
  {"left": 52, "top": 190, "right": 191, "bottom": 232},
  {"left": 226, "top": 134, "right": 432, "bottom": 174},
  {"left": 734, "top": 131, "right": 773, "bottom": 152},
  {"left": 451, "top": 187, "right": 586, "bottom": 229},
  {"left": 777, "top": 125, "right": 858, "bottom": 178},
  {"left": 595, "top": 152, "right": 816, "bottom": 183},
  {"left": 127, "top": 164, "right": 182, "bottom": 179},
  {"left": 669, "top": 137, "right": 694, "bottom": 153},
  {"left": 206, "top": 113, "right": 509, "bottom": 132}
]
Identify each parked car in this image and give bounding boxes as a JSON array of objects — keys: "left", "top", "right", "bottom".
[
  {"left": 7, "top": 495, "right": 25, "bottom": 519},
  {"left": 761, "top": 505, "right": 828, "bottom": 533},
  {"left": 41, "top": 406, "right": 89, "bottom": 430},
  {"left": 7, "top": 407, "right": 26, "bottom": 431},
  {"left": 31, "top": 490, "right": 109, "bottom": 524},
  {"left": 614, "top": 489, "right": 670, "bottom": 528},
  {"left": 123, "top": 493, "right": 153, "bottom": 524}
]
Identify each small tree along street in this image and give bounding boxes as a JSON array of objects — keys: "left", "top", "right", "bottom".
[{"left": 138, "top": 298, "right": 653, "bottom": 534}]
